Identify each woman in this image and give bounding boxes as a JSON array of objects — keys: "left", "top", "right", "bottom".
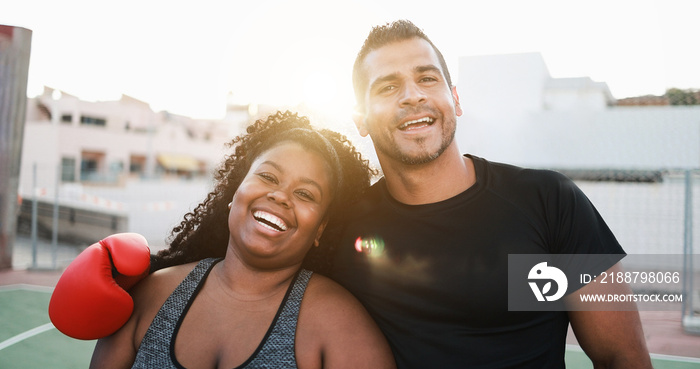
[{"left": 90, "top": 111, "right": 395, "bottom": 369}]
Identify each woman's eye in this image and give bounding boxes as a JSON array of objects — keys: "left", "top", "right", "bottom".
[
  {"left": 257, "top": 173, "right": 277, "bottom": 183},
  {"left": 295, "top": 190, "right": 315, "bottom": 201}
]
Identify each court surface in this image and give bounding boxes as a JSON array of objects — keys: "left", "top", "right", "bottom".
[{"left": 2, "top": 286, "right": 699, "bottom": 368}]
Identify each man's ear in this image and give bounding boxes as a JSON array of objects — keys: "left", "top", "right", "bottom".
[
  {"left": 452, "top": 85, "right": 463, "bottom": 117},
  {"left": 352, "top": 108, "right": 370, "bottom": 137}
]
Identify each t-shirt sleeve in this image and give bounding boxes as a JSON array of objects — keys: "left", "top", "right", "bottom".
[
  {"left": 544, "top": 172, "right": 625, "bottom": 291},
  {"left": 545, "top": 172, "right": 624, "bottom": 255}
]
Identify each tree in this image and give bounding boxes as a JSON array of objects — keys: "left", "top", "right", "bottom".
[{"left": 665, "top": 88, "right": 699, "bottom": 105}]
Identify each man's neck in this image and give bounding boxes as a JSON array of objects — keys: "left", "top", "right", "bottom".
[{"left": 380, "top": 145, "right": 475, "bottom": 205}]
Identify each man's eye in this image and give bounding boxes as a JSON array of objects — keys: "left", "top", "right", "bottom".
[
  {"left": 379, "top": 85, "right": 396, "bottom": 93},
  {"left": 420, "top": 77, "right": 438, "bottom": 83}
]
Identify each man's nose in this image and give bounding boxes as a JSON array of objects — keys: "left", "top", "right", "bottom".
[{"left": 399, "top": 82, "right": 427, "bottom": 106}]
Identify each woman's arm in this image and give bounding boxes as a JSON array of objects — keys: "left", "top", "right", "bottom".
[
  {"left": 89, "top": 265, "right": 190, "bottom": 369},
  {"left": 296, "top": 274, "right": 396, "bottom": 369},
  {"left": 90, "top": 325, "right": 138, "bottom": 369},
  {"left": 89, "top": 283, "right": 144, "bottom": 369}
]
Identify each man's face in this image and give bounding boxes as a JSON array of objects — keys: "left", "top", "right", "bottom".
[{"left": 354, "top": 37, "right": 462, "bottom": 166}]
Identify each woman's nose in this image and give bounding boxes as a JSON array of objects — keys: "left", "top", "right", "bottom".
[{"left": 267, "top": 190, "right": 291, "bottom": 208}]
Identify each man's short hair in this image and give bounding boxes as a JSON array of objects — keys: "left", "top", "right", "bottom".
[{"left": 352, "top": 19, "right": 453, "bottom": 107}]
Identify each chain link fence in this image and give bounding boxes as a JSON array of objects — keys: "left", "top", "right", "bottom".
[{"left": 570, "top": 169, "right": 699, "bottom": 333}]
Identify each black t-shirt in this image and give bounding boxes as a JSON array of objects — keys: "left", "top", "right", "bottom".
[{"left": 330, "top": 155, "right": 624, "bottom": 369}]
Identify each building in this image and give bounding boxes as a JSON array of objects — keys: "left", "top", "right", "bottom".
[
  {"left": 19, "top": 87, "right": 248, "bottom": 193},
  {"left": 455, "top": 52, "right": 700, "bottom": 171},
  {"left": 15, "top": 88, "right": 288, "bottom": 244}
]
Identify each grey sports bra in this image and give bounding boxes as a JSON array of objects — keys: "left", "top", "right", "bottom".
[{"left": 131, "top": 258, "right": 313, "bottom": 368}]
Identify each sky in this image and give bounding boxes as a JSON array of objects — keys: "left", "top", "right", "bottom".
[{"left": 2, "top": 0, "right": 698, "bottom": 120}]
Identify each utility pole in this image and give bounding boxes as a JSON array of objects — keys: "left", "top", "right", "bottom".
[{"left": 0, "top": 25, "right": 32, "bottom": 270}]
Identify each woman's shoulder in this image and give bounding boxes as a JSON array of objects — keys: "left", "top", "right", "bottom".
[
  {"left": 126, "top": 262, "right": 200, "bottom": 341},
  {"left": 137, "top": 262, "right": 198, "bottom": 292},
  {"left": 298, "top": 273, "right": 376, "bottom": 328},
  {"left": 130, "top": 262, "right": 199, "bottom": 315},
  {"left": 303, "top": 273, "right": 360, "bottom": 308},
  {"left": 296, "top": 273, "right": 396, "bottom": 369}
]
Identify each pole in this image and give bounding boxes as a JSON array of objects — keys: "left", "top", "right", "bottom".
[
  {"left": 682, "top": 169, "right": 698, "bottom": 334},
  {"left": 0, "top": 25, "right": 32, "bottom": 270},
  {"left": 51, "top": 161, "right": 59, "bottom": 268},
  {"left": 31, "top": 163, "right": 37, "bottom": 269}
]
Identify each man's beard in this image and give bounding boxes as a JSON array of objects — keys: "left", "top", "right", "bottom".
[
  {"left": 390, "top": 133, "right": 453, "bottom": 165},
  {"left": 369, "top": 114, "right": 457, "bottom": 165}
]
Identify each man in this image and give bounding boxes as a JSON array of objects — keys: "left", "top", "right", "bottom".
[{"left": 329, "top": 20, "right": 652, "bottom": 368}]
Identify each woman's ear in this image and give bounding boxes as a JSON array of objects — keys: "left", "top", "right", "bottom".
[{"left": 313, "top": 218, "right": 329, "bottom": 247}]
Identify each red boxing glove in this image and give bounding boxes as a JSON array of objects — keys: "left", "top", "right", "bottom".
[{"left": 49, "top": 233, "right": 151, "bottom": 340}]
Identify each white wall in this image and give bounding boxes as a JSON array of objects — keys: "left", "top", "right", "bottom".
[
  {"left": 458, "top": 52, "right": 550, "bottom": 119},
  {"left": 19, "top": 123, "right": 60, "bottom": 195},
  {"left": 543, "top": 78, "right": 612, "bottom": 111},
  {"left": 455, "top": 53, "right": 700, "bottom": 169}
]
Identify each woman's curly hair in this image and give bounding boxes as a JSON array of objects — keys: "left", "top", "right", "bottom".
[{"left": 152, "top": 110, "right": 376, "bottom": 275}]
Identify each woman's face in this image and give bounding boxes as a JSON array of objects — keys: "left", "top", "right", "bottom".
[{"left": 227, "top": 141, "right": 334, "bottom": 270}]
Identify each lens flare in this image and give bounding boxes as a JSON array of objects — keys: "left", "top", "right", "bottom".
[{"left": 354, "top": 236, "right": 385, "bottom": 257}]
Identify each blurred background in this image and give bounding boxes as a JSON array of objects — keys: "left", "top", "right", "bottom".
[{"left": 1, "top": 1, "right": 699, "bottom": 364}]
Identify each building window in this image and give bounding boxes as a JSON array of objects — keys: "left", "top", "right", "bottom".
[
  {"left": 109, "top": 161, "right": 124, "bottom": 176},
  {"left": 81, "top": 158, "right": 99, "bottom": 180},
  {"left": 61, "top": 114, "right": 72, "bottom": 124},
  {"left": 80, "top": 115, "right": 107, "bottom": 127},
  {"left": 80, "top": 151, "right": 105, "bottom": 181},
  {"left": 61, "top": 157, "right": 76, "bottom": 182},
  {"left": 129, "top": 155, "right": 146, "bottom": 175}
]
